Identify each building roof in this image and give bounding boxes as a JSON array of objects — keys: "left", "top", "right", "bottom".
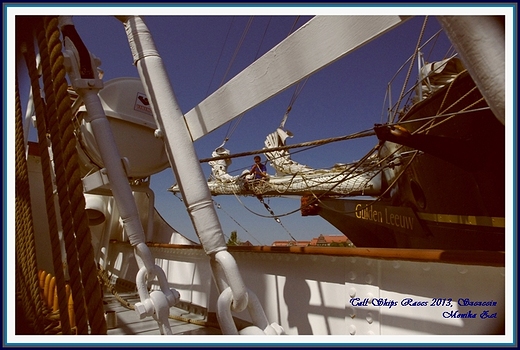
[
  {"left": 271, "top": 240, "right": 311, "bottom": 247},
  {"left": 310, "top": 234, "right": 348, "bottom": 246},
  {"left": 272, "top": 235, "right": 348, "bottom": 247}
]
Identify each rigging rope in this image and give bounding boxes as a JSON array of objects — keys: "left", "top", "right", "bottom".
[
  {"left": 229, "top": 130, "right": 408, "bottom": 220},
  {"left": 214, "top": 201, "right": 263, "bottom": 245},
  {"left": 257, "top": 196, "right": 298, "bottom": 241},
  {"left": 205, "top": 17, "right": 235, "bottom": 99},
  {"left": 279, "top": 77, "right": 308, "bottom": 129},
  {"left": 391, "top": 16, "right": 428, "bottom": 123},
  {"left": 221, "top": 16, "right": 274, "bottom": 145},
  {"left": 47, "top": 16, "right": 107, "bottom": 334},
  {"left": 287, "top": 16, "right": 301, "bottom": 36},
  {"left": 35, "top": 16, "right": 91, "bottom": 334},
  {"left": 15, "top": 73, "right": 48, "bottom": 335},
  {"left": 207, "top": 18, "right": 489, "bottom": 238},
  {"left": 200, "top": 129, "right": 376, "bottom": 163},
  {"left": 16, "top": 16, "right": 107, "bottom": 335},
  {"left": 219, "top": 16, "right": 254, "bottom": 89},
  {"left": 220, "top": 17, "right": 255, "bottom": 145},
  {"left": 22, "top": 20, "right": 72, "bottom": 334},
  {"left": 315, "top": 149, "right": 419, "bottom": 217},
  {"left": 254, "top": 16, "right": 272, "bottom": 59},
  {"left": 220, "top": 16, "right": 307, "bottom": 145},
  {"left": 278, "top": 16, "right": 311, "bottom": 130},
  {"left": 231, "top": 189, "right": 300, "bottom": 240},
  {"left": 205, "top": 97, "right": 486, "bottom": 221},
  {"left": 317, "top": 71, "right": 486, "bottom": 217}
]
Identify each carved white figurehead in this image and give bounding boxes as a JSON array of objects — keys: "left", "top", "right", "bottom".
[
  {"left": 264, "top": 127, "right": 313, "bottom": 176},
  {"left": 208, "top": 147, "right": 237, "bottom": 182}
]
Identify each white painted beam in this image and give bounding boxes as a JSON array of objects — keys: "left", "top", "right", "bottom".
[
  {"left": 185, "top": 15, "right": 408, "bottom": 141},
  {"left": 437, "top": 16, "right": 505, "bottom": 125}
]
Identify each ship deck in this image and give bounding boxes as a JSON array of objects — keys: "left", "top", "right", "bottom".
[{"left": 104, "top": 291, "right": 222, "bottom": 335}]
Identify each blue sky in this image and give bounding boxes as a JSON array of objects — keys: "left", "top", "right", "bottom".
[
  {"left": 69, "top": 13, "right": 452, "bottom": 245},
  {"left": 12, "top": 6, "right": 513, "bottom": 246}
]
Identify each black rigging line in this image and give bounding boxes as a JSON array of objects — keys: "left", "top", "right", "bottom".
[
  {"left": 214, "top": 200, "right": 263, "bottom": 245},
  {"left": 222, "top": 17, "right": 273, "bottom": 145},
  {"left": 279, "top": 16, "right": 309, "bottom": 129},
  {"left": 199, "top": 129, "right": 376, "bottom": 163},
  {"left": 219, "top": 16, "right": 254, "bottom": 89},
  {"left": 205, "top": 16, "right": 235, "bottom": 99},
  {"left": 287, "top": 15, "right": 301, "bottom": 36},
  {"left": 217, "top": 17, "right": 254, "bottom": 145},
  {"left": 257, "top": 196, "right": 298, "bottom": 242},
  {"left": 254, "top": 17, "right": 272, "bottom": 61},
  {"left": 221, "top": 15, "right": 305, "bottom": 146}
]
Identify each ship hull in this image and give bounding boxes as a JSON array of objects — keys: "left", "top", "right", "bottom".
[
  {"left": 315, "top": 71, "right": 505, "bottom": 251},
  {"left": 317, "top": 198, "right": 504, "bottom": 250}
]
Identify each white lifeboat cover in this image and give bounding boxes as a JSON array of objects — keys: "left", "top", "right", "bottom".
[{"left": 77, "top": 77, "right": 169, "bottom": 178}]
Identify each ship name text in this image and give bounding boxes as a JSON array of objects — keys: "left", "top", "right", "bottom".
[{"left": 355, "top": 204, "right": 414, "bottom": 230}]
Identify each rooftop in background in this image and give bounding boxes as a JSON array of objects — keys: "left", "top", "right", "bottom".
[
  {"left": 272, "top": 240, "right": 311, "bottom": 247},
  {"left": 272, "top": 234, "right": 354, "bottom": 247}
]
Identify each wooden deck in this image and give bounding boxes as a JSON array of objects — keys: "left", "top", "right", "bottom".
[{"left": 103, "top": 291, "right": 222, "bottom": 336}]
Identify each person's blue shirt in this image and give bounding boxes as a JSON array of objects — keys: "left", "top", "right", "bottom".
[{"left": 250, "top": 157, "right": 267, "bottom": 179}]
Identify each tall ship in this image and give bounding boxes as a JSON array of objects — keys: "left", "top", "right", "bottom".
[{"left": 172, "top": 52, "right": 505, "bottom": 251}]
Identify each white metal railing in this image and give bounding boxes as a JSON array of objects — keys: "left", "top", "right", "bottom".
[{"left": 106, "top": 242, "right": 505, "bottom": 336}]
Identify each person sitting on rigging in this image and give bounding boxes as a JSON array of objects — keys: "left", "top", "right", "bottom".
[{"left": 249, "top": 155, "right": 268, "bottom": 181}]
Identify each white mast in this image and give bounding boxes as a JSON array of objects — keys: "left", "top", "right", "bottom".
[{"left": 437, "top": 16, "right": 505, "bottom": 125}]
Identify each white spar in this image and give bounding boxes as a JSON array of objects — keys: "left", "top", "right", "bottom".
[{"left": 184, "top": 15, "right": 409, "bottom": 141}]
